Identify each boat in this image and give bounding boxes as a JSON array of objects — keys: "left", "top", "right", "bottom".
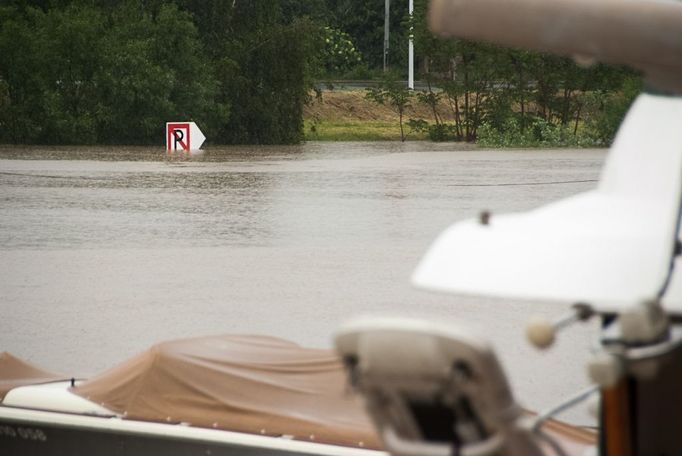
[
  {"left": 0, "top": 335, "right": 383, "bottom": 455},
  {"left": 0, "top": 334, "right": 592, "bottom": 455},
  {"left": 2, "top": 0, "right": 682, "bottom": 454}
]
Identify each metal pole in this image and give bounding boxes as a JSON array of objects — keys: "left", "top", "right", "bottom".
[
  {"left": 408, "top": 0, "right": 414, "bottom": 88},
  {"left": 384, "top": 0, "right": 390, "bottom": 72}
]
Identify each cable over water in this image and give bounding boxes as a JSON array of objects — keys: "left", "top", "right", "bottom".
[{"left": 448, "top": 179, "right": 598, "bottom": 187}]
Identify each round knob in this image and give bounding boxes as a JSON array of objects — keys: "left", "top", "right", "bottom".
[
  {"left": 588, "top": 353, "right": 623, "bottom": 388},
  {"left": 526, "top": 315, "right": 555, "bottom": 349}
]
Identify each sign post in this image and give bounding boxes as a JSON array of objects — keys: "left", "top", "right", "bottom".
[{"left": 166, "top": 122, "right": 206, "bottom": 152}]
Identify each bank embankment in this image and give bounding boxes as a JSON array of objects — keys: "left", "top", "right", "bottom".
[{"left": 303, "top": 90, "right": 455, "bottom": 141}]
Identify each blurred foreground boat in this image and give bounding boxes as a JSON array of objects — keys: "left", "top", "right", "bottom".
[{"left": 0, "top": 335, "right": 592, "bottom": 455}]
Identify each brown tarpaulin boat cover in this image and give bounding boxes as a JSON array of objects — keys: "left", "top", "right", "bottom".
[
  {"left": 0, "top": 352, "right": 64, "bottom": 400},
  {"left": 71, "top": 334, "right": 596, "bottom": 452},
  {"left": 71, "top": 335, "right": 382, "bottom": 449}
]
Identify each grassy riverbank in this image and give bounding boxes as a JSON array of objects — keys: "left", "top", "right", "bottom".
[
  {"left": 304, "top": 120, "right": 407, "bottom": 141},
  {"left": 303, "top": 90, "right": 451, "bottom": 141},
  {"left": 303, "top": 88, "right": 630, "bottom": 147}
]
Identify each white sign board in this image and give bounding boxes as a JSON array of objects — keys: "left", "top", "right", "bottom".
[{"left": 166, "top": 122, "right": 206, "bottom": 151}]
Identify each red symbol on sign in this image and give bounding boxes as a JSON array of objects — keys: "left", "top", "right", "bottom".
[{"left": 166, "top": 123, "right": 190, "bottom": 151}]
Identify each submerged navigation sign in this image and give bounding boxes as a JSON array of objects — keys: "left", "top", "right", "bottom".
[{"left": 166, "top": 122, "right": 206, "bottom": 152}]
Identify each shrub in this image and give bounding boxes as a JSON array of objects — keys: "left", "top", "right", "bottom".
[
  {"left": 320, "top": 26, "right": 363, "bottom": 76},
  {"left": 477, "top": 117, "right": 598, "bottom": 148}
]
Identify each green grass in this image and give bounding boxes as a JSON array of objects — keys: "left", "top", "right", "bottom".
[{"left": 304, "top": 120, "right": 428, "bottom": 141}]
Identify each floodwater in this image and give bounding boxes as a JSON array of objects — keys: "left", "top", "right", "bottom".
[{"left": 0, "top": 142, "right": 606, "bottom": 424}]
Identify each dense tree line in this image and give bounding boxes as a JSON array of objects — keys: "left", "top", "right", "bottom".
[
  {"left": 0, "top": 0, "right": 315, "bottom": 144},
  {"left": 0, "top": 0, "right": 404, "bottom": 145},
  {"left": 0, "top": 0, "right": 638, "bottom": 145}
]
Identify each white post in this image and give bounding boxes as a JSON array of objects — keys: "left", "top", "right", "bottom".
[
  {"left": 408, "top": 0, "right": 414, "bottom": 89},
  {"left": 384, "top": 0, "right": 391, "bottom": 72}
]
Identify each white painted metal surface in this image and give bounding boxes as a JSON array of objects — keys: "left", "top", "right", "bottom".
[
  {"left": 413, "top": 93, "right": 682, "bottom": 313},
  {"left": 2, "top": 381, "right": 113, "bottom": 416}
]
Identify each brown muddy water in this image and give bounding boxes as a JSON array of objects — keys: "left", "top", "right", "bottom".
[{"left": 0, "top": 142, "right": 606, "bottom": 423}]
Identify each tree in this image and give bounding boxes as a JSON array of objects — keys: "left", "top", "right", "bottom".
[
  {"left": 0, "top": 6, "right": 49, "bottom": 143},
  {"left": 326, "top": 0, "right": 408, "bottom": 71},
  {"left": 280, "top": 0, "right": 328, "bottom": 23},
  {"left": 319, "top": 26, "right": 363, "bottom": 76},
  {"left": 207, "top": 0, "right": 312, "bottom": 144},
  {"left": 365, "top": 74, "right": 413, "bottom": 141},
  {"left": 35, "top": 4, "right": 105, "bottom": 143},
  {"left": 412, "top": 0, "right": 509, "bottom": 142},
  {"left": 93, "top": 2, "right": 216, "bottom": 144}
]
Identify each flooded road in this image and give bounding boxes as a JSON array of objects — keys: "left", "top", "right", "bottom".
[{"left": 0, "top": 142, "right": 606, "bottom": 423}]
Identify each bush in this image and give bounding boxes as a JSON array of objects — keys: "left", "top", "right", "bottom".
[
  {"left": 320, "top": 26, "right": 363, "bottom": 76},
  {"left": 477, "top": 117, "right": 598, "bottom": 148},
  {"left": 407, "top": 119, "right": 460, "bottom": 142}
]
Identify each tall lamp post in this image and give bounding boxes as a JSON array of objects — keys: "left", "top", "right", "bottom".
[
  {"left": 408, "top": 0, "right": 414, "bottom": 89},
  {"left": 384, "top": 0, "right": 415, "bottom": 89},
  {"left": 383, "top": 0, "right": 390, "bottom": 72}
]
